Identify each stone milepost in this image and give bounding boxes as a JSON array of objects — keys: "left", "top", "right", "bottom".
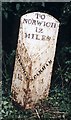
[{"left": 11, "top": 12, "right": 60, "bottom": 109}]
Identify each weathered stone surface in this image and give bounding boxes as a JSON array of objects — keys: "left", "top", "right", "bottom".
[{"left": 11, "top": 12, "right": 60, "bottom": 109}]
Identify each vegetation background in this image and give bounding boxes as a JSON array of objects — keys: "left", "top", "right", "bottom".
[{"left": 2, "top": 2, "right": 71, "bottom": 120}]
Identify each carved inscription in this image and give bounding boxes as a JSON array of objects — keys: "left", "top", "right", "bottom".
[
  {"left": 11, "top": 12, "right": 60, "bottom": 109},
  {"left": 24, "top": 33, "right": 51, "bottom": 41},
  {"left": 16, "top": 50, "right": 52, "bottom": 81},
  {"left": 23, "top": 12, "right": 58, "bottom": 42},
  {"left": 16, "top": 50, "right": 30, "bottom": 80},
  {"left": 23, "top": 13, "right": 56, "bottom": 28},
  {"left": 33, "top": 60, "right": 52, "bottom": 80}
]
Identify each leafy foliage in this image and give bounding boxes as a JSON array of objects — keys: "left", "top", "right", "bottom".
[{"left": 2, "top": 2, "right": 71, "bottom": 120}]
